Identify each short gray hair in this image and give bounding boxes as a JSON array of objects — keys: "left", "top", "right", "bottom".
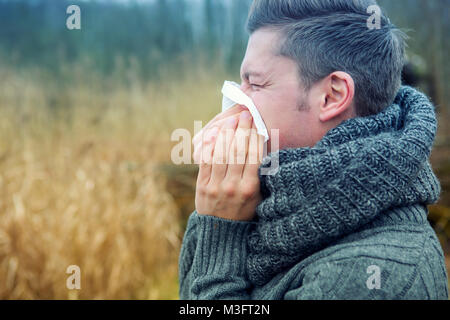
[{"left": 247, "top": 0, "right": 407, "bottom": 117}]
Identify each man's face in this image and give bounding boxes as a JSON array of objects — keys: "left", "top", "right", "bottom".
[{"left": 239, "top": 28, "right": 327, "bottom": 152}]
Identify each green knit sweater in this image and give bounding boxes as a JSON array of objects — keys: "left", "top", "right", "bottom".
[{"left": 179, "top": 87, "right": 449, "bottom": 300}]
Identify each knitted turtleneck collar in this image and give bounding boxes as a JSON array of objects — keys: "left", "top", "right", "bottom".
[{"left": 247, "top": 86, "right": 441, "bottom": 286}]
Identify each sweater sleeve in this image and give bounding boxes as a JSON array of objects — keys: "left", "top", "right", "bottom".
[{"left": 178, "top": 211, "right": 255, "bottom": 300}]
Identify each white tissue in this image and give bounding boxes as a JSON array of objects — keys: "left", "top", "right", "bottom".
[{"left": 221, "top": 81, "right": 269, "bottom": 143}]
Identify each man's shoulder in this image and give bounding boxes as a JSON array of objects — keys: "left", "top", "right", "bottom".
[{"left": 284, "top": 222, "right": 448, "bottom": 299}]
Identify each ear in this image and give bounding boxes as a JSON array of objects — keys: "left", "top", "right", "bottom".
[{"left": 318, "top": 72, "right": 355, "bottom": 122}]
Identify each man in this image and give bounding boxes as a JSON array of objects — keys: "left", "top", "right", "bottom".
[{"left": 179, "top": 0, "right": 449, "bottom": 299}]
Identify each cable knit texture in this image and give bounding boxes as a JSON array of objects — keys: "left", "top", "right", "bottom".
[{"left": 179, "top": 86, "right": 449, "bottom": 300}]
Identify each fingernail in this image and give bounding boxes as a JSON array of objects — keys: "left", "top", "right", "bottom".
[
  {"left": 206, "top": 127, "right": 219, "bottom": 141},
  {"left": 227, "top": 116, "right": 237, "bottom": 126},
  {"left": 210, "top": 126, "right": 219, "bottom": 136},
  {"left": 241, "top": 111, "right": 252, "bottom": 120}
]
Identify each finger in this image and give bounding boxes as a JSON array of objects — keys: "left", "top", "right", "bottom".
[
  {"left": 227, "top": 111, "right": 253, "bottom": 179},
  {"left": 243, "top": 122, "right": 264, "bottom": 179},
  {"left": 193, "top": 113, "right": 244, "bottom": 163},
  {"left": 193, "top": 105, "right": 246, "bottom": 146},
  {"left": 197, "top": 126, "right": 219, "bottom": 184},
  {"left": 209, "top": 115, "right": 238, "bottom": 182},
  {"left": 193, "top": 108, "right": 245, "bottom": 148}
]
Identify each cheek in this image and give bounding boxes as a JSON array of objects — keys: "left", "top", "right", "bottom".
[
  {"left": 251, "top": 96, "right": 276, "bottom": 131},
  {"left": 251, "top": 92, "right": 297, "bottom": 130},
  {"left": 251, "top": 95, "right": 290, "bottom": 149},
  {"left": 249, "top": 84, "right": 320, "bottom": 150}
]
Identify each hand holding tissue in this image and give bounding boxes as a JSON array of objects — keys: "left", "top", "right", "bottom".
[
  {"left": 221, "top": 81, "right": 269, "bottom": 143},
  {"left": 193, "top": 81, "right": 269, "bottom": 165}
]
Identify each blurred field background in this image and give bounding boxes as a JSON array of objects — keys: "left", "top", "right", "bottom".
[{"left": 0, "top": 0, "right": 448, "bottom": 299}]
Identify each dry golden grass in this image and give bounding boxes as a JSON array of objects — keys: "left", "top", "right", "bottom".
[{"left": 0, "top": 63, "right": 228, "bottom": 299}]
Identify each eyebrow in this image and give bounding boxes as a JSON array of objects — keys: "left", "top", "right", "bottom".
[{"left": 241, "top": 70, "right": 265, "bottom": 81}]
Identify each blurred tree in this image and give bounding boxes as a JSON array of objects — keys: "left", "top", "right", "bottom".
[
  {"left": 379, "top": 0, "right": 449, "bottom": 137},
  {"left": 225, "top": 0, "right": 251, "bottom": 69}
]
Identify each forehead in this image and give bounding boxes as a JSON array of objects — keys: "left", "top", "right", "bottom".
[{"left": 240, "top": 28, "right": 283, "bottom": 76}]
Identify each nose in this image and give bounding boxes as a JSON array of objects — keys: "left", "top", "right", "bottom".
[{"left": 239, "top": 82, "right": 251, "bottom": 96}]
